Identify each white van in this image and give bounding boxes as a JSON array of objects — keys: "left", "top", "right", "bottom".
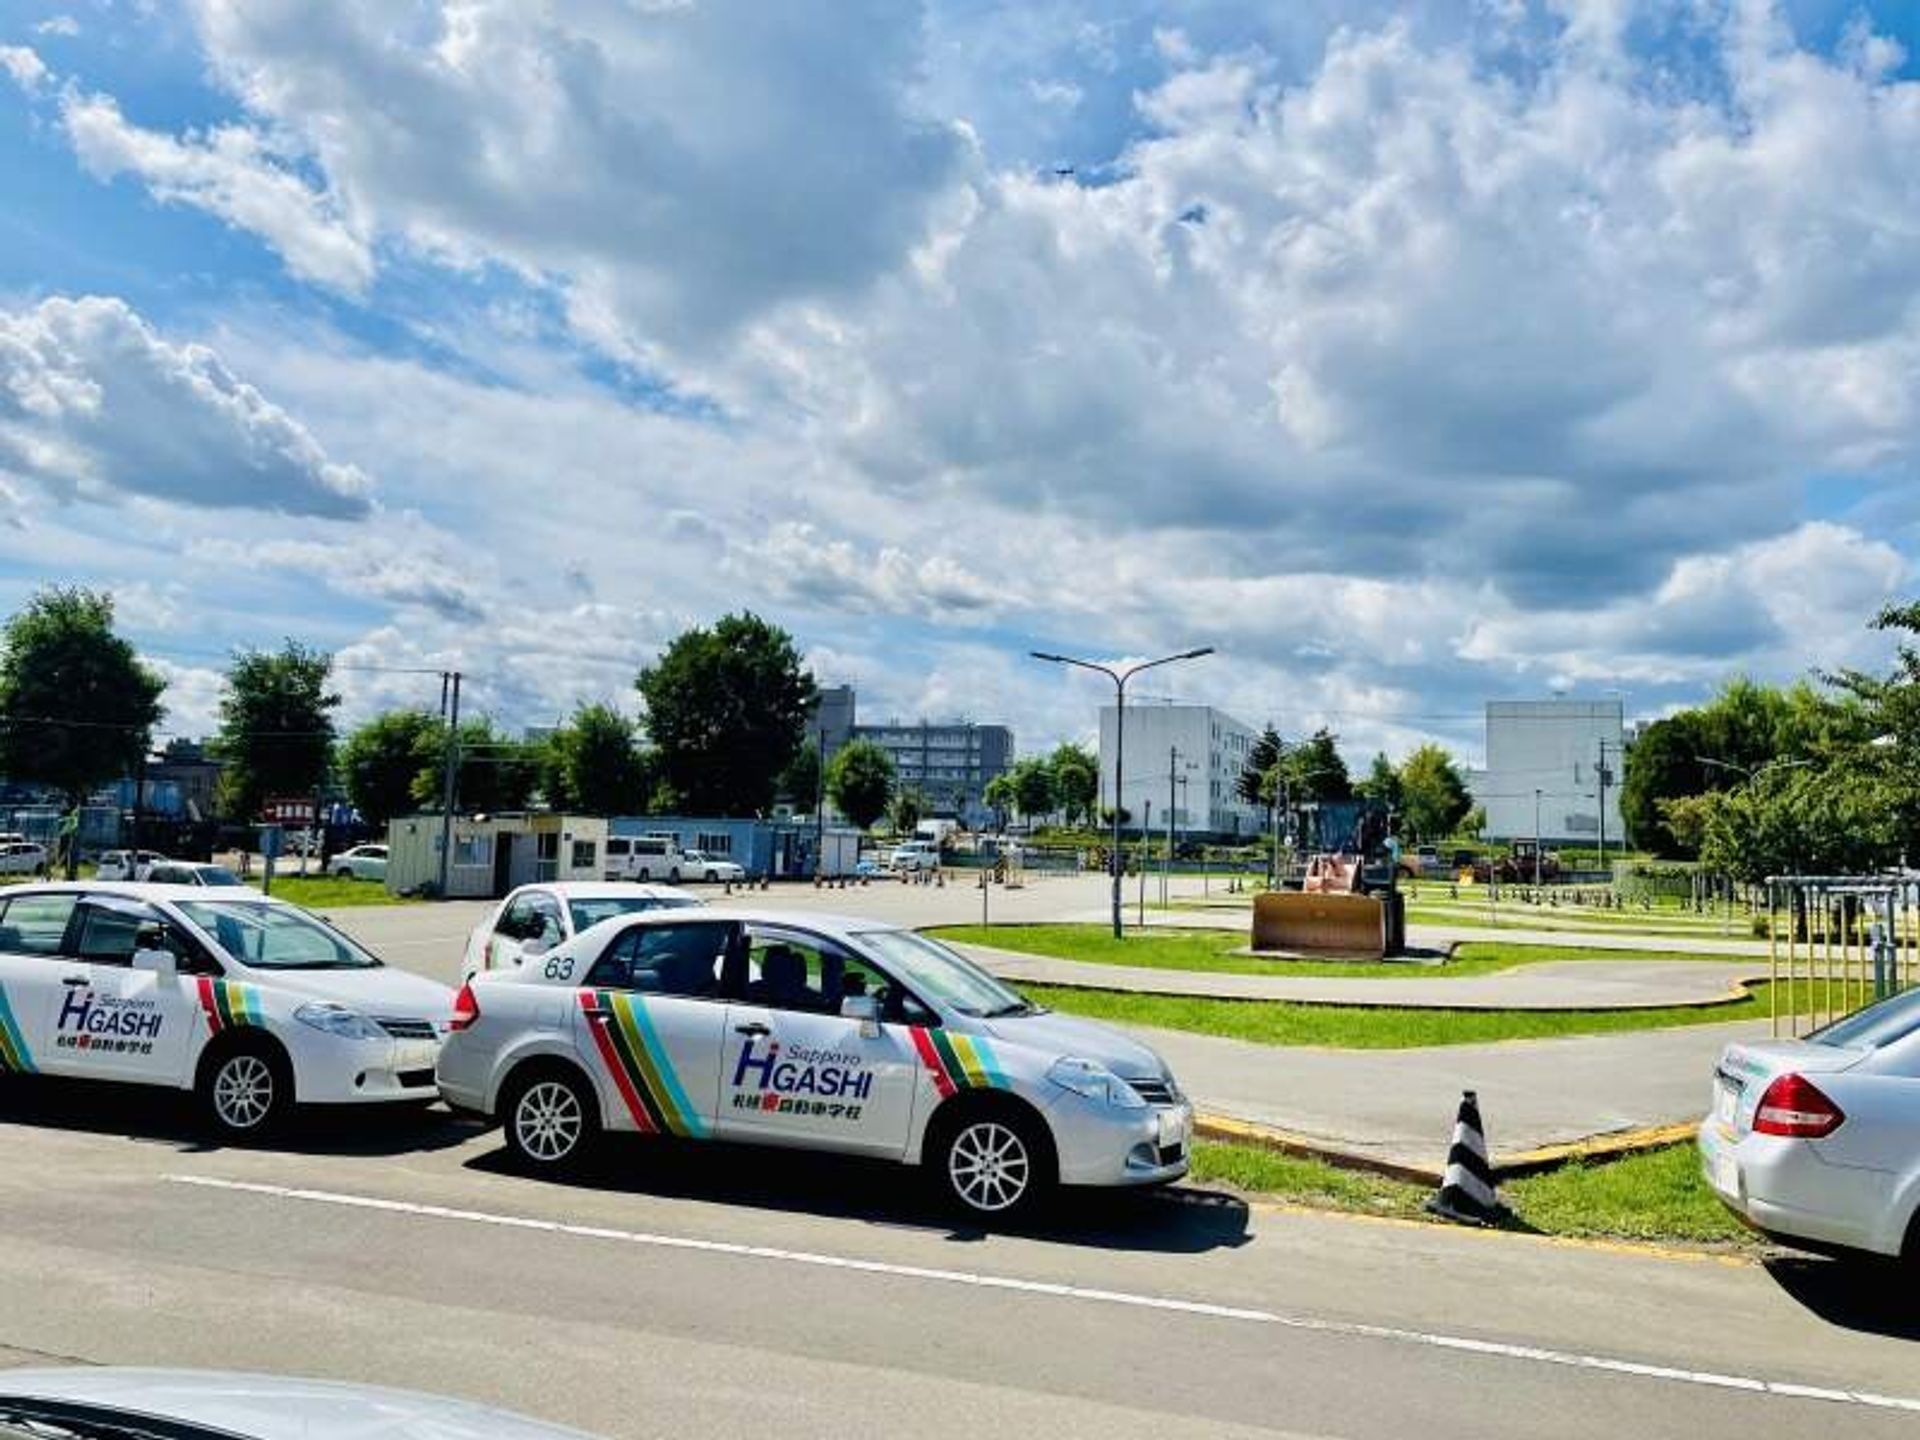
[{"left": 604, "top": 834, "right": 688, "bottom": 883}]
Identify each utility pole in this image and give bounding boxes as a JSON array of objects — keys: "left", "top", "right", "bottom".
[
  {"left": 1595, "top": 739, "right": 1613, "bottom": 881},
  {"left": 815, "top": 726, "right": 827, "bottom": 879},
  {"left": 1139, "top": 797, "right": 1151, "bottom": 927},
  {"left": 436, "top": 670, "right": 462, "bottom": 898},
  {"left": 1165, "top": 744, "right": 1178, "bottom": 908}
]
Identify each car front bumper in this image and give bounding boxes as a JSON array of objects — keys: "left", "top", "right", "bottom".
[
  {"left": 1698, "top": 1121, "right": 1897, "bottom": 1256},
  {"left": 1047, "top": 1093, "right": 1194, "bottom": 1187},
  {"left": 295, "top": 1035, "right": 443, "bottom": 1106}
]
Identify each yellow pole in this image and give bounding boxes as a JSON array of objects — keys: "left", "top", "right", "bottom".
[
  {"left": 1821, "top": 889, "right": 1834, "bottom": 1032},
  {"left": 1768, "top": 881, "right": 1779, "bottom": 1039},
  {"left": 1784, "top": 884, "right": 1797, "bottom": 1038}
]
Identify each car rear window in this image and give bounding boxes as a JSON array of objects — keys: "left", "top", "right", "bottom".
[
  {"left": 1809, "top": 987, "right": 1920, "bottom": 1050},
  {"left": 0, "top": 894, "right": 77, "bottom": 956}
]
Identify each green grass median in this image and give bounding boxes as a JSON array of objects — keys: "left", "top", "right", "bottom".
[
  {"left": 1190, "top": 1140, "right": 1751, "bottom": 1248},
  {"left": 1017, "top": 976, "right": 1806, "bottom": 1048},
  {"left": 256, "top": 875, "right": 415, "bottom": 909},
  {"left": 932, "top": 923, "right": 1707, "bottom": 980}
]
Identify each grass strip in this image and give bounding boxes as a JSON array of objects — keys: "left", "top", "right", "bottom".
[
  {"left": 259, "top": 875, "right": 416, "bottom": 908},
  {"left": 1192, "top": 1140, "right": 1752, "bottom": 1248},
  {"left": 1018, "top": 977, "right": 1809, "bottom": 1048}
]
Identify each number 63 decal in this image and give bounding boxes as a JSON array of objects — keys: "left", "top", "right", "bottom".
[{"left": 543, "top": 955, "right": 575, "bottom": 980}]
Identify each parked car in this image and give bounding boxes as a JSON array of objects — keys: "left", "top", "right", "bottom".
[
  {"left": 463, "top": 882, "right": 702, "bottom": 978},
  {"left": 889, "top": 840, "right": 940, "bottom": 874},
  {"left": 95, "top": 849, "right": 167, "bottom": 882},
  {"left": 0, "top": 1368, "right": 600, "bottom": 1440},
  {"left": 0, "top": 882, "right": 452, "bottom": 1136},
  {"left": 0, "top": 843, "right": 46, "bottom": 877},
  {"left": 1699, "top": 986, "right": 1920, "bottom": 1265},
  {"left": 144, "top": 861, "right": 246, "bottom": 887},
  {"left": 678, "top": 848, "right": 745, "bottom": 884},
  {"left": 437, "top": 906, "right": 1192, "bottom": 1218},
  {"left": 604, "top": 834, "right": 687, "bottom": 883},
  {"left": 328, "top": 844, "right": 388, "bottom": 882}
]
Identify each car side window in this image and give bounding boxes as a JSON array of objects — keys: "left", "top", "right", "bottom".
[
  {"left": 71, "top": 903, "right": 149, "bottom": 966},
  {"left": 584, "top": 922, "right": 732, "bottom": 998},
  {"left": 742, "top": 929, "right": 916, "bottom": 1019},
  {"left": 0, "top": 894, "right": 79, "bottom": 958}
]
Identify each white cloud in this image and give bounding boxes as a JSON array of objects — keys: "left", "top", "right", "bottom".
[
  {"left": 58, "top": 89, "right": 374, "bottom": 292},
  {"left": 33, "top": 16, "right": 81, "bottom": 39},
  {"left": 0, "top": 46, "right": 50, "bottom": 93},
  {"left": 0, "top": 296, "right": 374, "bottom": 517}
]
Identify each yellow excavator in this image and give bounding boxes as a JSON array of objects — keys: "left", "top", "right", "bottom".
[{"left": 1251, "top": 805, "right": 1407, "bottom": 959}]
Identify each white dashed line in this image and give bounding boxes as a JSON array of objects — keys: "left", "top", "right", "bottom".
[{"left": 166, "top": 1174, "right": 1920, "bottom": 1415}]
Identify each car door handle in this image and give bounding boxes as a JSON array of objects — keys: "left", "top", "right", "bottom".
[{"left": 734, "top": 1022, "right": 770, "bottom": 1037}]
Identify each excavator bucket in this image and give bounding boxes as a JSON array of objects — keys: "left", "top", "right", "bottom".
[{"left": 1252, "top": 890, "right": 1386, "bottom": 958}]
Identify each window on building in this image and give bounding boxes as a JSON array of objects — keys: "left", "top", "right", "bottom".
[
  {"left": 570, "top": 839, "right": 598, "bottom": 870},
  {"left": 695, "top": 832, "right": 732, "bottom": 855},
  {"left": 454, "top": 834, "right": 493, "bottom": 868}
]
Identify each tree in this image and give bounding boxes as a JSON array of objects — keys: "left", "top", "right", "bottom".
[
  {"left": 340, "top": 710, "right": 439, "bottom": 828},
  {"left": 1048, "top": 742, "right": 1099, "bottom": 827},
  {"left": 1397, "top": 743, "right": 1472, "bottom": 840},
  {"left": 780, "top": 740, "right": 822, "bottom": 811},
  {"left": 826, "top": 739, "right": 894, "bottom": 830},
  {"left": 887, "top": 786, "right": 927, "bottom": 835},
  {"left": 1834, "top": 601, "right": 1920, "bottom": 859},
  {"left": 1620, "top": 711, "right": 1712, "bottom": 856},
  {"left": 0, "top": 588, "right": 162, "bottom": 874},
  {"left": 636, "top": 613, "right": 817, "bottom": 817},
  {"left": 1237, "top": 725, "right": 1283, "bottom": 807},
  {"left": 1699, "top": 766, "right": 1898, "bottom": 882},
  {"left": 215, "top": 642, "right": 338, "bottom": 822},
  {"left": 409, "top": 717, "right": 538, "bottom": 814},
  {"left": 1282, "top": 728, "right": 1350, "bottom": 802},
  {"left": 1008, "top": 755, "right": 1057, "bottom": 828},
  {"left": 1355, "top": 752, "right": 1403, "bottom": 813},
  {"left": 982, "top": 772, "right": 1015, "bottom": 830},
  {"left": 542, "top": 703, "right": 647, "bottom": 814}
]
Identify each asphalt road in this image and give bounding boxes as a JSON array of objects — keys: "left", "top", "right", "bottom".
[{"left": 1, "top": 1084, "right": 1917, "bottom": 1439}]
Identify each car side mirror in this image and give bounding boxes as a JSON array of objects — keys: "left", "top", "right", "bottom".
[
  {"left": 131, "top": 945, "right": 177, "bottom": 982},
  {"left": 523, "top": 933, "right": 556, "bottom": 957},
  {"left": 841, "top": 993, "right": 882, "bottom": 1038}
]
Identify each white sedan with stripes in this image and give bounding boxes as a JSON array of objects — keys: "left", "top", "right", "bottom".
[{"left": 436, "top": 907, "right": 1193, "bottom": 1217}]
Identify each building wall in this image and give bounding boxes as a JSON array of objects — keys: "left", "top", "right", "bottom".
[
  {"left": 611, "top": 815, "right": 863, "bottom": 877},
  {"left": 851, "top": 721, "right": 1014, "bottom": 829},
  {"left": 1098, "top": 703, "right": 1260, "bottom": 837},
  {"left": 1478, "top": 700, "right": 1626, "bottom": 844}
]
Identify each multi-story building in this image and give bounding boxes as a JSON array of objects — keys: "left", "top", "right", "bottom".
[
  {"left": 1098, "top": 702, "right": 1260, "bottom": 839},
  {"left": 1474, "top": 699, "right": 1626, "bottom": 845},
  {"left": 803, "top": 685, "right": 1014, "bottom": 828}
]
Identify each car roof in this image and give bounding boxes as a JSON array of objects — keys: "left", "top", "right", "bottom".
[
  {"left": 515, "top": 881, "right": 695, "bottom": 900},
  {"left": 593, "top": 904, "right": 900, "bottom": 939},
  {"left": 4, "top": 880, "right": 285, "bottom": 903}
]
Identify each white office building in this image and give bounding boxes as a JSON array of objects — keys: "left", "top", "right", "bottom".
[
  {"left": 1476, "top": 700, "right": 1626, "bottom": 845},
  {"left": 1098, "top": 702, "right": 1261, "bottom": 839}
]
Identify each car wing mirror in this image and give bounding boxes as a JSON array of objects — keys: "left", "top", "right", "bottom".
[
  {"left": 841, "top": 993, "right": 882, "bottom": 1038},
  {"left": 131, "top": 943, "right": 178, "bottom": 982}
]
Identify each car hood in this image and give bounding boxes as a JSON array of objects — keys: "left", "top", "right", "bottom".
[
  {"left": 981, "top": 1008, "right": 1173, "bottom": 1082},
  {"left": 0, "top": 1368, "right": 599, "bottom": 1439},
  {"left": 235, "top": 965, "right": 454, "bottom": 1020}
]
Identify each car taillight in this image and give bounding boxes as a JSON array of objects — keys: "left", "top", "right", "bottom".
[
  {"left": 449, "top": 982, "right": 480, "bottom": 1032},
  {"left": 1752, "top": 1073, "right": 1844, "bottom": 1138}
]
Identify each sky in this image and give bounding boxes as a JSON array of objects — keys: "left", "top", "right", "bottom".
[{"left": 1, "top": 0, "right": 1917, "bottom": 768}]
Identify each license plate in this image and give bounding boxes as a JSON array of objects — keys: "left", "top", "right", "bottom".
[
  {"left": 1713, "top": 1078, "right": 1741, "bottom": 1128},
  {"left": 1156, "top": 1106, "right": 1190, "bottom": 1148},
  {"left": 1710, "top": 1145, "right": 1738, "bottom": 1197}
]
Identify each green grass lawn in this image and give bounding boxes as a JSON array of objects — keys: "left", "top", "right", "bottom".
[
  {"left": 1017, "top": 976, "right": 1805, "bottom": 1048},
  {"left": 933, "top": 924, "right": 1710, "bottom": 980},
  {"left": 1191, "top": 1140, "right": 1751, "bottom": 1248},
  {"left": 255, "top": 874, "right": 414, "bottom": 909}
]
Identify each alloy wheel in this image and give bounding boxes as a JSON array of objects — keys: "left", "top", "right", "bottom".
[
  {"left": 515, "top": 1080, "right": 584, "bottom": 1163},
  {"left": 213, "top": 1054, "right": 275, "bottom": 1131},
  {"left": 948, "top": 1120, "right": 1031, "bottom": 1213}
]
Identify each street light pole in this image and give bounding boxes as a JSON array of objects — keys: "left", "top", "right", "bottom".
[
  {"left": 1533, "top": 787, "right": 1543, "bottom": 889},
  {"left": 1030, "top": 646, "right": 1214, "bottom": 939}
]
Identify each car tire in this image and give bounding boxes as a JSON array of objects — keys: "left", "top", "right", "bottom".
[
  {"left": 926, "top": 1102, "right": 1055, "bottom": 1221},
  {"left": 196, "top": 1038, "right": 293, "bottom": 1142},
  {"left": 667, "top": 868, "right": 681, "bottom": 884},
  {"left": 502, "top": 1065, "right": 599, "bottom": 1172}
]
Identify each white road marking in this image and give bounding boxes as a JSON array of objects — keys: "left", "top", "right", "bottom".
[{"left": 166, "top": 1174, "right": 1919, "bottom": 1414}]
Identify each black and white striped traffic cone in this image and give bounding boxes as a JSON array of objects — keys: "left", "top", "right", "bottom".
[{"left": 1425, "top": 1090, "right": 1506, "bottom": 1225}]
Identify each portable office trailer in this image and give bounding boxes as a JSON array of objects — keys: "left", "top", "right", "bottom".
[{"left": 384, "top": 813, "right": 610, "bottom": 898}]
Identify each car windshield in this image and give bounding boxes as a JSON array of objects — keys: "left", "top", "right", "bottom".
[
  {"left": 1808, "top": 986, "right": 1920, "bottom": 1050},
  {"left": 853, "top": 929, "right": 1036, "bottom": 1018},
  {"left": 177, "top": 899, "right": 383, "bottom": 970},
  {"left": 568, "top": 896, "right": 700, "bottom": 930}
]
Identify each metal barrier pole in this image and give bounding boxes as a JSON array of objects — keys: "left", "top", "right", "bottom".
[
  {"left": 1768, "top": 880, "right": 1779, "bottom": 1039},
  {"left": 1783, "top": 882, "right": 1796, "bottom": 1038}
]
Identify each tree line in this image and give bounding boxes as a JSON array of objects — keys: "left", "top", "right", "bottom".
[{"left": 1230, "top": 725, "right": 1477, "bottom": 842}]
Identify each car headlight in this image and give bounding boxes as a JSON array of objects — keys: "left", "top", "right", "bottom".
[
  {"left": 294, "top": 1002, "right": 385, "bottom": 1041},
  {"left": 1047, "top": 1056, "right": 1146, "bottom": 1109}
]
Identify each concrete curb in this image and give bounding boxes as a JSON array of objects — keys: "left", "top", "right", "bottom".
[{"left": 1195, "top": 1112, "right": 1702, "bottom": 1187}]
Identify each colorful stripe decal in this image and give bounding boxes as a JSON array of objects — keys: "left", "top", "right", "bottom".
[
  {"left": 578, "top": 990, "right": 705, "bottom": 1138},
  {"left": 197, "top": 977, "right": 262, "bottom": 1034},
  {"left": 0, "top": 985, "right": 34, "bottom": 1073},
  {"left": 910, "top": 1026, "right": 1005, "bottom": 1095}
]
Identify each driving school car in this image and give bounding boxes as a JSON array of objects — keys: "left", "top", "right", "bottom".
[
  {"left": 0, "top": 883, "right": 453, "bottom": 1138},
  {"left": 438, "top": 907, "right": 1192, "bottom": 1217},
  {"left": 462, "top": 882, "right": 703, "bottom": 978}
]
